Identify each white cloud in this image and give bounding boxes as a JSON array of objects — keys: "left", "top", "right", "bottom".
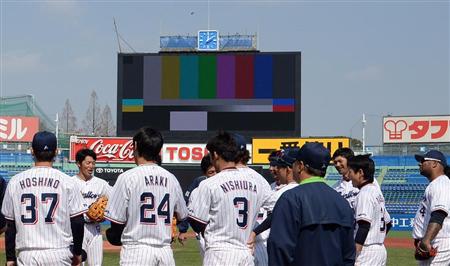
[
  {"left": 345, "top": 65, "right": 383, "bottom": 81},
  {"left": 3, "top": 51, "right": 49, "bottom": 73}
]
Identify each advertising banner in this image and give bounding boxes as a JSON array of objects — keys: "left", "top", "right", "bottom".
[
  {"left": 390, "top": 214, "right": 415, "bottom": 231},
  {"left": 383, "top": 116, "right": 450, "bottom": 143},
  {"left": 0, "top": 116, "right": 39, "bottom": 142},
  {"left": 70, "top": 136, "right": 252, "bottom": 164},
  {"left": 252, "top": 138, "right": 350, "bottom": 164}
]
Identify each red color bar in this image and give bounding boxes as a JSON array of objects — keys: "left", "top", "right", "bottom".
[
  {"left": 235, "top": 55, "right": 254, "bottom": 98},
  {"left": 273, "top": 105, "right": 295, "bottom": 112}
]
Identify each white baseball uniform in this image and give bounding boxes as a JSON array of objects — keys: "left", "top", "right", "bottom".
[
  {"left": 354, "top": 183, "right": 390, "bottom": 266},
  {"left": 253, "top": 181, "right": 298, "bottom": 266},
  {"left": 333, "top": 180, "right": 360, "bottom": 210},
  {"left": 72, "top": 175, "right": 111, "bottom": 266},
  {"left": 334, "top": 178, "right": 380, "bottom": 210},
  {"left": 188, "top": 167, "right": 273, "bottom": 266},
  {"left": 413, "top": 175, "right": 450, "bottom": 266},
  {"left": 105, "top": 164, "right": 188, "bottom": 266},
  {"left": 1, "top": 166, "right": 86, "bottom": 266}
]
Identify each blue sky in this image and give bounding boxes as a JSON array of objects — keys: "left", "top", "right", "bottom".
[{"left": 1, "top": 0, "right": 449, "bottom": 145}]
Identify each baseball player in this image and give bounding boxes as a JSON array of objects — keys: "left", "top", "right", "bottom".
[
  {"left": 72, "top": 148, "right": 111, "bottom": 266},
  {"left": 179, "top": 155, "right": 216, "bottom": 257},
  {"left": 188, "top": 131, "right": 273, "bottom": 266},
  {"left": 247, "top": 148, "right": 299, "bottom": 266},
  {"left": 413, "top": 150, "right": 450, "bottom": 265},
  {"left": 1, "top": 131, "right": 86, "bottom": 266},
  {"left": 0, "top": 175, "right": 7, "bottom": 234},
  {"left": 347, "top": 154, "right": 391, "bottom": 266},
  {"left": 332, "top": 148, "right": 379, "bottom": 210},
  {"left": 268, "top": 150, "right": 282, "bottom": 190},
  {"left": 104, "top": 127, "right": 188, "bottom": 266}
]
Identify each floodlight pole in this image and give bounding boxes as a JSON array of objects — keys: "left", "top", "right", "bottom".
[{"left": 362, "top": 113, "right": 366, "bottom": 153}]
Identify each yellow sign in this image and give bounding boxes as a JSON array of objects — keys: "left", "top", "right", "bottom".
[{"left": 252, "top": 138, "right": 350, "bottom": 164}]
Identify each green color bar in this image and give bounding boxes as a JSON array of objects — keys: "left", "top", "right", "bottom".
[
  {"left": 161, "top": 56, "right": 180, "bottom": 99},
  {"left": 199, "top": 55, "right": 217, "bottom": 98}
]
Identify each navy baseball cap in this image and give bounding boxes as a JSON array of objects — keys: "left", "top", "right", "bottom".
[
  {"left": 232, "top": 133, "right": 247, "bottom": 151},
  {"left": 277, "top": 148, "right": 299, "bottom": 167},
  {"left": 293, "top": 143, "right": 331, "bottom": 171},
  {"left": 415, "top": 150, "right": 447, "bottom": 167},
  {"left": 268, "top": 150, "right": 281, "bottom": 166},
  {"left": 32, "top": 131, "right": 57, "bottom": 152}
]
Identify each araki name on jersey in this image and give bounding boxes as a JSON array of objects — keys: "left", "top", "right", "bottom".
[
  {"left": 144, "top": 175, "right": 168, "bottom": 187},
  {"left": 220, "top": 180, "right": 258, "bottom": 193},
  {"left": 19, "top": 177, "right": 60, "bottom": 190}
]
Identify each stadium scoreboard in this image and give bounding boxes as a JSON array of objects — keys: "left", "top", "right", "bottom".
[{"left": 117, "top": 52, "right": 301, "bottom": 141}]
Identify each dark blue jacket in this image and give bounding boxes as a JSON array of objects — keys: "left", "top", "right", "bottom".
[
  {"left": 268, "top": 177, "right": 355, "bottom": 266},
  {"left": 178, "top": 175, "right": 207, "bottom": 233}
]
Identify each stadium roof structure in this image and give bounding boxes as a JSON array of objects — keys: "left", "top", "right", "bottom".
[
  {"left": 160, "top": 34, "right": 257, "bottom": 52},
  {"left": 0, "top": 95, "right": 56, "bottom": 132}
]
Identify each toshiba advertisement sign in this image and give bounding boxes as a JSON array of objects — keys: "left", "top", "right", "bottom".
[
  {"left": 383, "top": 116, "right": 450, "bottom": 143},
  {"left": 69, "top": 136, "right": 252, "bottom": 164}
]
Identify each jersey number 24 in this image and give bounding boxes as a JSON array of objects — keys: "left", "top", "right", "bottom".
[{"left": 140, "top": 192, "right": 170, "bottom": 225}]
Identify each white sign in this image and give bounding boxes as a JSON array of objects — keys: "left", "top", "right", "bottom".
[
  {"left": 383, "top": 116, "right": 450, "bottom": 143},
  {"left": 161, "top": 144, "right": 252, "bottom": 164}
]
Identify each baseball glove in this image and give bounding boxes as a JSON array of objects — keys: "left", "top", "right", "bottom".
[
  {"left": 414, "top": 240, "right": 438, "bottom": 261},
  {"left": 86, "top": 196, "right": 108, "bottom": 222}
]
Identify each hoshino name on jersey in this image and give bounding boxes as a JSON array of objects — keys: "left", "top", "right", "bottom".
[
  {"left": 19, "top": 177, "right": 60, "bottom": 189},
  {"left": 220, "top": 180, "right": 258, "bottom": 193},
  {"left": 144, "top": 175, "right": 168, "bottom": 187}
]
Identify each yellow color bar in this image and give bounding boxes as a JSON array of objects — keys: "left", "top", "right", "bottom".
[{"left": 122, "top": 106, "right": 143, "bottom": 112}]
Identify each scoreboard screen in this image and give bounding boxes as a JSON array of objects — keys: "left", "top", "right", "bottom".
[{"left": 117, "top": 52, "right": 301, "bottom": 141}]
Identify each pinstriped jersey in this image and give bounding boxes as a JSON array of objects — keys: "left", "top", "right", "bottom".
[
  {"left": 188, "top": 167, "right": 273, "bottom": 250},
  {"left": 72, "top": 175, "right": 111, "bottom": 210},
  {"left": 255, "top": 182, "right": 298, "bottom": 243},
  {"left": 334, "top": 178, "right": 380, "bottom": 210},
  {"left": 105, "top": 164, "right": 188, "bottom": 247},
  {"left": 413, "top": 175, "right": 450, "bottom": 239},
  {"left": 1, "top": 166, "right": 86, "bottom": 251},
  {"left": 354, "top": 183, "right": 390, "bottom": 245}
]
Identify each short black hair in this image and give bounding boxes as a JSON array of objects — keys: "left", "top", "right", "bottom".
[
  {"left": 206, "top": 131, "right": 238, "bottom": 163},
  {"left": 133, "top": 127, "right": 163, "bottom": 162},
  {"left": 200, "top": 155, "right": 213, "bottom": 174},
  {"left": 75, "top": 149, "right": 97, "bottom": 164},
  {"left": 235, "top": 150, "right": 251, "bottom": 165},
  {"left": 34, "top": 150, "right": 56, "bottom": 162},
  {"left": 332, "top": 147, "right": 354, "bottom": 160},
  {"left": 347, "top": 154, "right": 375, "bottom": 182}
]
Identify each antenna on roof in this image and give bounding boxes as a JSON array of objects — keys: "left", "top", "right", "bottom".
[
  {"left": 113, "top": 18, "right": 122, "bottom": 53},
  {"left": 113, "top": 18, "right": 137, "bottom": 53}
]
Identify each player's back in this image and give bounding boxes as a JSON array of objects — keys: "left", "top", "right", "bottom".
[
  {"left": 355, "top": 183, "right": 389, "bottom": 245},
  {"left": 108, "top": 164, "right": 187, "bottom": 247},
  {"left": 3, "top": 167, "right": 84, "bottom": 250},
  {"left": 200, "top": 168, "right": 270, "bottom": 250}
]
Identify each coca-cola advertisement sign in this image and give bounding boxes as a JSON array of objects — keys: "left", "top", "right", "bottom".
[{"left": 70, "top": 136, "right": 134, "bottom": 163}]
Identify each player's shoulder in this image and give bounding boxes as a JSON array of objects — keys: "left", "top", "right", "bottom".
[{"left": 92, "top": 176, "right": 110, "bottom": 186}]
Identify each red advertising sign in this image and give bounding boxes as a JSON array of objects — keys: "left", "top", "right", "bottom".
[
  {"left": 383, "top": 116, "right": 450, "bottom": 143},
  {"left": 70, "top": 136, "right": 253, "bottom": 164},
  {"left": 70, "top": 136, "right": 134, "bottom": 163},
  {"left": 0, "top": 116, "right": 40, "bottom": 142}
]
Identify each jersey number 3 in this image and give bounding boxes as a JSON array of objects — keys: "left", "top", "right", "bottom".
[
  {"left": 21, "top": 193, "right": 59, "bottom": 224},
  {"left": 234, "top": 197, "right": 248, "bottom": 228}
]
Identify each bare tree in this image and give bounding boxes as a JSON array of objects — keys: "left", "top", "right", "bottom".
[
  {"left": 60, "top": 99, "right": 78, "bottom": 134},
  {"left": 99, "top": 104, "right": 116, "bottom": 136},
  {"left": 82, "top": 90, "right": 102, "bottom": 136}
]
